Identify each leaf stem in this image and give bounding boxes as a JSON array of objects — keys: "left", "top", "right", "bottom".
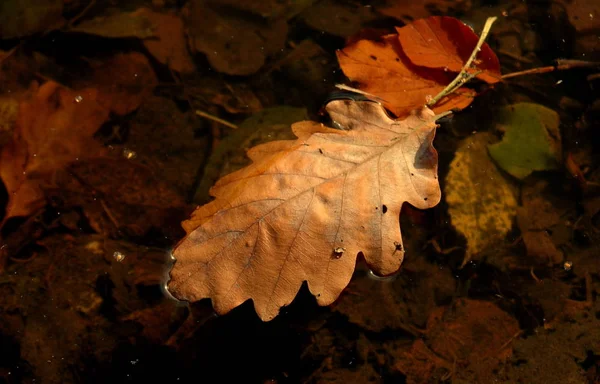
[
  {"left": 501, "top": 59, "right": 600, "bottom": 79},
  {"left": 427, "top": 16, "right": 497, "bottom": 108}
]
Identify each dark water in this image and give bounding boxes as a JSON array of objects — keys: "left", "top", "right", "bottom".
[{"left": 0, "top": 1, "right": 599, "bottom": 383}]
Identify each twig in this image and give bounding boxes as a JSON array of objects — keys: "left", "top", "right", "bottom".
[
  {"left": 427, "top": 16, "right": 498, "bottom": 107},
  {"left": 501, "top": 66, "right": 556, "bottom": 79},
  {"left": 333, "top": 84, "right": 387, "bottom": 104},
  {"left": 195, "top": 110, "right": 238, "bottom": 130},
  {"left": 530, "top": 267, "right": 541, "bottom": 283},
  {"left": 502, "top": 59, "right": 600, "bottom": 80}
]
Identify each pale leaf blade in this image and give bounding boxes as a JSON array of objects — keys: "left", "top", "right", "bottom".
[{"left": 168, "top": 101, "right": 441, "bottom": 321}]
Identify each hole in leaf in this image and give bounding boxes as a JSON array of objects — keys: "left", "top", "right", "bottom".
[
  {"left": 370, "top": 55, "right": 377, "bottom": 61},
  {"left": 382, "top": 205, "right": 387, "bottom": 213}
]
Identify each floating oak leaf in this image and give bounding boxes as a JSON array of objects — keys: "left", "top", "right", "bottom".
[
  {"left": 337, "top": 16, "right": 501, "bottom": 118},
  {"left": 168, "top": 100, "right": 442, "bottom": 321},
  {"left": 0, "top": 82, "right": 108, "bottom": 223}
]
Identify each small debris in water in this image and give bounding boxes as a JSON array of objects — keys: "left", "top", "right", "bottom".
[{"left": 113, "top": 251, "right": 126, "bottom": 262}]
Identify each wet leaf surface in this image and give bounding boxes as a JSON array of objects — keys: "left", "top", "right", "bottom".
[
  {"left": 0, "top": 82, "right": 108, "bottom": 222},
  {"left": 395, "top": 299, "right": 520, "bottom": 383},
  {"left": 488, "top": 103, "right": 562, "bottom": 180},
  {"left": 0, "top": 0, "right": 63, "bottom": 39},
  {"left": 444, "top": 132, "right": 518, "bottom": 265},
  {"left": 68, "top": 9, "right": 154, "bottom": 39},
  {"left": 139, "top": 9, "right": 196, "bottom": 74}
]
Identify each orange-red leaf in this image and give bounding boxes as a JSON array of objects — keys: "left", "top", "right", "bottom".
[
  {"left": 396, "top": 16, "right": 501, "bottom": 84},
  {"left": 168, "top": 100, "right": 442, "bottom": 321},
  {"left": 337, "top": 16, "right": 501, "bottom": 118},
  {"left": 337, "top": 34, "right": 475, "bottom": 117}
]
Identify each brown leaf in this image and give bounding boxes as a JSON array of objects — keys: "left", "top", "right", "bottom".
[
  {"left": 183, "top": 0, "right": 288, "bottom": 75},
  {"left": 301, "top": 0, "right": 378, "bottom": 38},
  {"left": 78, "top": 52, "right": 158, "bottom": 116},
  {"left": 0, "top": 0, "right": 64, "bottom": 39},
  {"left": 517, "top": 197, "right": 563, "bottom": 265},
  {"left": 0, "top": 82, "right": 108, "bottom": 222},
  {"left": 139, "top": 9, "right": 196, "bottom": 74},
  {"left": 396, "top": 299, "right": 520, "bottom": 383},
  {"left": 168, "top": 100, "right": 442, "bottom": 321},
  {"left": 52, "top": 158, "right": 188, "bottom": 239},
  {"left": 337, "top": 16, "right": 501, "bottom": 118}
]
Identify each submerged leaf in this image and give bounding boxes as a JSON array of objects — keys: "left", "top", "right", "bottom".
[
  {"left": 0, "top": 0, "right": 63, "bottom": 39},
  {"left": 76, "top": 52, "right": 158, "bottom": 116},
  {"left": 488, "top": 103, "right": 562, "bottom": 180},
  {"left": 444, "top": 132, "right": 518, "bottom": 265},
  {"left": 0, "top": 82, "right": 108, "bottom": 222},
  {"left": 69, "top": 9, "right": 154, "bottom": 38},
  {"left": 168, "top": 100, "right": 442, "bottom": 321},
  {"left": 184, "top": 0, "right": 288, "bottom": 75},
  {"left": 139, "top": 9, "right": 195, "bottom": 74}
]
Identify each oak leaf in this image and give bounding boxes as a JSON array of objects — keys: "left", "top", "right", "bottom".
[
  {"left": 168, "top": 100, "right": 442, "bottom": 321},
  {"left": 0, "top": 82, "right": 108, "bottom": 223},
  {"left": 337, "top": 16, "right": 501, "bottom": 118}
]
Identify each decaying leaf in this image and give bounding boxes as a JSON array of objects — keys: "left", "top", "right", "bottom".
[
  {"left": 0, "top": 82, "right": 108, "bottom": 223},
  {"left": 337, "top": 16, "right": 501, "bottom": 118},
  {"left": 395, "top": 299, "right": 520, "bottom": 383},
  {"left": 139, "top": 9, "right": 196, "bottom": 74},
  {"left": 0, "top": 0, "right": 64, "bottom": 39},
  {"left": 184, "top": 0, "right": 288, "bottom": 75},
  {"left": 517, "top": 198, "right": 564, "bottom": 265},
  {"left": 169, "top": 100, "right": 443, "bottom": 321},
  {"left": 560, "top": 0, "right": 600, "bottom": 34},
  {"left": 444, "top": 132, "right": 518, "bottom": 265},
  {"left": 488, "top": 103, "right": 562, "bottom": 180},
  {"left": 377, "top": 0, "right": 466, "bottom": 23},
  {"left": 68, "top": 9, "right": 154, "bottom": 39},
  {"left": 76, "top": 52, "right": 158, "bottom": 116},
  {"left": 300, "top": 0, "right": 378, "bottom": 38},
  {"left": 205, "top": 0, "right": 316, "bottom": 19},
  {"left": 517, "top": 179, "right": 567, "bottom": 265},
  {"left": 0, "top": 95, "right": 19, "bottom": 142}
]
